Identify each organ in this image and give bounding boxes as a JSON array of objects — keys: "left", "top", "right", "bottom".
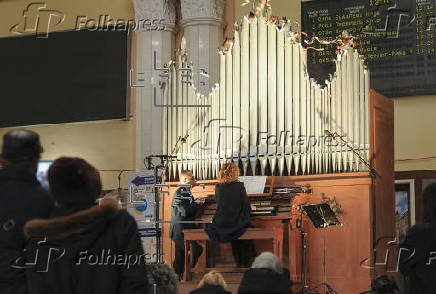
[
  {"left": 159, "top": 11, "right": 394, "bottom": 294},
  {"left": 161, "top": 15, "right": 370, "bottom": 181}
]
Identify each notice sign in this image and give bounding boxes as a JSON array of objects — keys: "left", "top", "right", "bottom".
[{"left": 127, "top": 171, "right": 158, "bottom": 262}]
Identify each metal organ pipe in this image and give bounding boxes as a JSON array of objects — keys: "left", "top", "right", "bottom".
[{"left": 161, "top": 16, "right": 370, "bottom": 180}]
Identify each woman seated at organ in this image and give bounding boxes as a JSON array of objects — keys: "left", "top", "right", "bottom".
[{"left": 206, "top": 162, "right": 256, "bottom": 267}]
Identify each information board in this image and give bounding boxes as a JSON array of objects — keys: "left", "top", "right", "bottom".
[
  {"left": 302, "top": 0, "right": 436, "bottom": 97},
  {"left": 127, "top": 171, "right": 159, "bottom": 263}
]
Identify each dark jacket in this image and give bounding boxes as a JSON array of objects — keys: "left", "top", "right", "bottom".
[
  {"left": 238, "top": 268, "right": 293, "bottom": 294},
  {"left": 399, "top": 222, "right": 436, "bottom": 294},
  {"left": 169, "top": 187, "right": 199, "bottom": 240},
  {"left": 190, "top": 284, "right": 232, "bottom": 294},
  {"left": 24, "top": 197, "right": 147, "bottom": 294},
  {"left": 206, "top": 182, "right": 251, "bottom": 242},
  {"left": 0, "top": 167, "right": 53, "bottom": 294}
]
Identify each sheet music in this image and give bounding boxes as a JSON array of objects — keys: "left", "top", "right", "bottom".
[{"left": 239, "top": 176, "right": 267, "bottom": 195}]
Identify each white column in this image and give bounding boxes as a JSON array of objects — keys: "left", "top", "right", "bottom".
[
  {"left": 131, "top": 0, "right": 176, "bottom": 170},
  {"left": 180, "top": 0, "right": 225, "bottom": 96}
]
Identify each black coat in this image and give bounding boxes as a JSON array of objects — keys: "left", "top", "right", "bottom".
[
  {"left": 0, "top": 168, "right": 53, "bottom": 294},
  {"left": 169, "top": 187, "right": 199, "bottom": 240},
  {"left": 399, "top": 222, "right": 436, "bottom": 294},
  {"left": 238, "top": 268, "right": 293, "bottom": 294},
  {"left": 24, "top": 197, "right": 147, "bottom": 294},
  {"left": 190, "top": 284, "right": 232, "bottom": 294},
  {"left": 206, "top": 181, "right": 251, "bottom": 242}
]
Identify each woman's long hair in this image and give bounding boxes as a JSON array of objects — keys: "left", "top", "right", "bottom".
[
  {"left": 218, "top": 162, "right": 240, "bottom": 183},
  {"left": 423, "top": 183, "right": 436, "bottom": 224},
  {"left": 197, "top": 270, "right": 227, "bottom": 289}
]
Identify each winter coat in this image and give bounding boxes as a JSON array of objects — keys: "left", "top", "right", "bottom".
[
  {"left": 238, "top": 268, "right": 293, "bottom": 294},
  {"left": 169, "top": 187, "right": 199, "bottom": 240},
  {"left": 190, "top": 284, "right": 232, "bottom": 294},
  {"left": 399, "top": 222, "right": 436, "bottom": 294},
  {"left": 0, "top": 167, "right": 53, "bottom": 294},
  {"left": 206, "top": 182, "right": 251, "bottom": 242},
  {"left": 24, "top": 197, "right": 147, "bottom": 294}
]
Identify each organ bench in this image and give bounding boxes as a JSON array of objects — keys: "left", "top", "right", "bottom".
[{"left": 183, "top": 227, "right": 284, "bottom": 281}]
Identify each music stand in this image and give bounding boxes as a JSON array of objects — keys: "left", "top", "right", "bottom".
[
  {"left": 297, "top": 203, "right": 342, "bottom": 294},
  {"left": 302, "top": 203, "right": 342, "bottom": 229}
]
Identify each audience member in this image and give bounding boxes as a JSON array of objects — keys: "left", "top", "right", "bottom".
[
  {"left": 190, "top": 270, "right": 231, "bottom": 294},
  {"left": 0, "top": 130, "right": 53, "bottom": 294},
  {"left": 238, "top": 252, "right": 293, "bottom": 294},
  {"left": 24, "top": 157, "right": 147, "bottom": 294},
  {"left": 146, "top": 263, "right": 179, "bottom": 294},
  {"left": 399, "top": 183, "right": 436, "bottom": 294}
]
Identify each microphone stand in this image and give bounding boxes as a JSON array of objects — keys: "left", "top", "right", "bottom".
[
  {"left": 144, "top": 155, "right": 168, "bottom": 264},
  {"left": 143, "top": 132, "right": 190, "bottom": 264},
  {"left": 325, "top": 130, "right": 380, "bottom": 279},
  {"left": 296, "top": 210, "right": 317, "bottom": 294},
  {"left": 143, "top": 121, "right": 195, "bottom": 263},
  {"left": 325, "top": 130, "right": 379, "bottom": 179}
]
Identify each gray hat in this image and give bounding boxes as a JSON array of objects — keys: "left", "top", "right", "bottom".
[{"left": 1, "top": 130, "right": 44, "bottom": 162}]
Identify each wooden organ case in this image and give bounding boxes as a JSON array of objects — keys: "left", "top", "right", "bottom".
[{"left": 159, "top": 12, "right": 394, "bottom": 294}]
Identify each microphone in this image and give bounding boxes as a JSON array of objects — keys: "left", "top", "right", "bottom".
[
  {"left": 324, "top": 130, "right": 337, "bottom": 137},
  {"left": 180, "top": 134, "right": 189, "bottom": 144}
]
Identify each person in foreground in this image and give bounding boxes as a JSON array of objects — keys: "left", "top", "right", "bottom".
[
  {"left": 170, "top": 170, "right": 204, "bottom": 280},
  {"left": 399, "top": 183, "right": 436, "bottom": 294},
  {"left": 206, "top": 162, "right": 255, "bottom": 267},
  {"left": 24, "top": 157, "right": 147, "bottom": 294},
  {"left": 0, "top": 130, "right": 53, "bottom": 294},
  {"left": 238, "top": 252, "right": 293, "bottom": 294},
  {"left": 190, "top": 270, "right": 231, "bottom": 294},
  {"left": 146, "top": 263, "right": 179, "bottom": 294}
]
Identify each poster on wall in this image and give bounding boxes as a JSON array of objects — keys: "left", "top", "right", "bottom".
[
  {"left": 395, "top": 183, "right": 411, "bottom": 243},
  {"left": 127, "top": 171, "right": 159, "bottom": 263}
]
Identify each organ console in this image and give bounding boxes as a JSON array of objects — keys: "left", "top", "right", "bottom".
[
  {"left": 200, "top": 185, "right": 309, "bottom": 218},
  {"left": 159, "top": 8, "right": 395, "bottom": 294}
]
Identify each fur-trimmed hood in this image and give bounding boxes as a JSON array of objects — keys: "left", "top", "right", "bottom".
[
  {"left": 23, "top": 197, "right": 148, "bottom": 294},
  {"left": 25, "top": 197, "right": 120, "bottom": 243}
]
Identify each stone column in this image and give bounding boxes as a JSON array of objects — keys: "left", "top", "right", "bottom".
[
  {"left": 180, "top": 0, "right": 226, "bottom": 96},
  {"left": 131, "top": 0, "right": 176, "bottom": 170}
]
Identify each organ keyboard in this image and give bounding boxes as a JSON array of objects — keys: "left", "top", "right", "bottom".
[{"left": 200, "top": 193, "right": 295, "bottom": 218}]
